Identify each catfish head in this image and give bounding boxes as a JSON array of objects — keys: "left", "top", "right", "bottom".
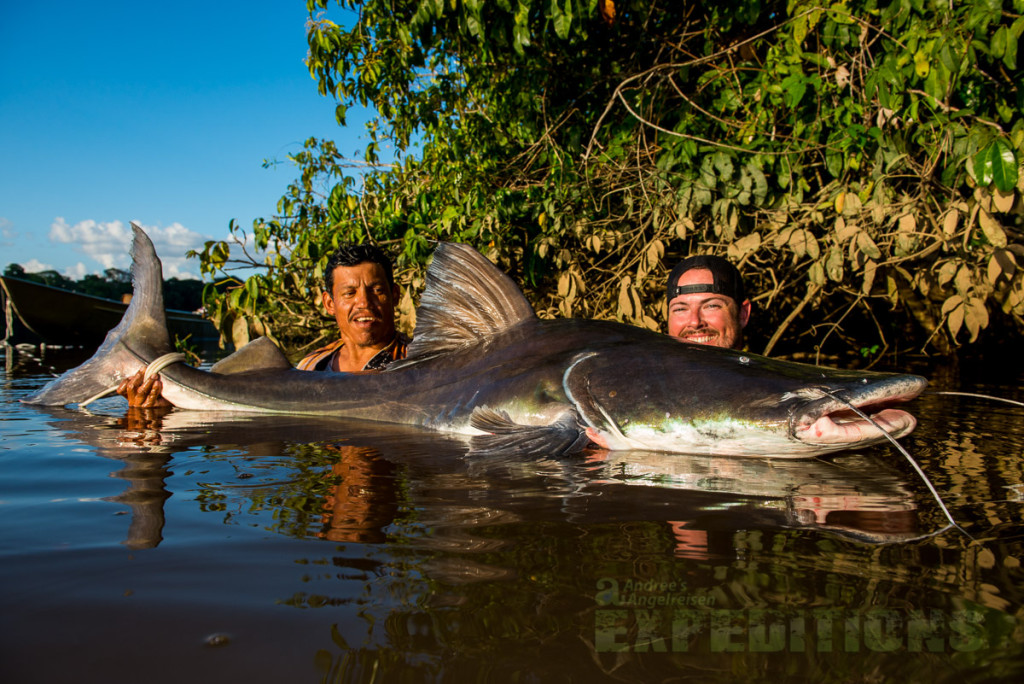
[{"left": 562, "top": 340, "right": 927, "bottom": 458}]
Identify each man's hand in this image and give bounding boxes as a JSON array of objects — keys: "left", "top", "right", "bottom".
[{"left": 116, "top": 370, "right": 172, "bottom": 408}]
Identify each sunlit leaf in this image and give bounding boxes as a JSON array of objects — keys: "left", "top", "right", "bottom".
[
  {"left": 617, "top": 277, "right": 633, "bottom": 319},
  {"left": 646, "top": 239, "right": 665, "bottom": 263},
  {"left": 809, "top": 261, "right": 825, "bottom": 286},
  {"left": 727, "top": 232, "right": 761, "bottom": 260},
  {"left": 954, "top": 265, "right": 973, "bottom": 295},
  {"left": 993, "top": 187, "right": 1016, "bottom": 213},
  {"left": 965, "top": 297, "right": 989, "bottom": 342},
  {"left": 978, "top": 208, "right": 1008, "bottom": 247},
  {"left": 990, "top": 139, "right": 1018, "bottom": 192},
  {"left": 551, "top": 0, "right": 572, "bottom": 39},
  {"left": 972, "top": 144, "right": 995, "bottom": 186},
  {"left": 789, "top": 228, "right": 819, "bottom": 258},
  {"left": 992, "top": 248, "right": 1018, "bottom": 282},
  {"left": 231, "top": 316, "right": 250, "bottom": 349},
  {"left": 987, "top": 253, "right": 1004, "bottom": 284},
  {"left": 826, "top": 247, "right": 845, "bottom": 282},
  {"left": 944, "top": 295, "right": 964, "bottom": 338},
  {"left": 835, "top": 217, "right": 859, "bottom": 243},
  {"left": 913, "top": 50, "right": 930, "bottom": 78},
  {"left": 856, "top": 231, "right": 881, "bottom": 259},
  {"left": 886, "top": 274, "right": 899, "bottom": 306},
  {"left": 861, "top": 259, "right": 877, "bottom": 295},
  {"left": 942, "top": 209, "right": 960, "bottom": 236},
  {"left": 834, "top": 191, "right": 846, "bottom": 214}
]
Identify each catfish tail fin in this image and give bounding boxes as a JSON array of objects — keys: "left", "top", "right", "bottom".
[{"left": 23, "top": 222, "right": 173, "bottom": 406}]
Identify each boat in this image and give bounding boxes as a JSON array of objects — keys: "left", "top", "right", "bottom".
[{"left": 1, "top": 275, "right": 220, "bottom": 351}]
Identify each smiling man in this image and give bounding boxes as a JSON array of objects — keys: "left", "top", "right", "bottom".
[
  {"left": 666, "top": 255, "right": 751, "bottom": 350},
  {"left": 297, "top": 244, "right": 409, "bottom": 372},
  {"left": 118, "top": 243, "right": 409, "bottom": 406}
]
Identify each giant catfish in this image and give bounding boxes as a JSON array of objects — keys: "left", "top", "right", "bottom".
[{"left": 25, "top": 223, "right": 927, "bottom": 458}]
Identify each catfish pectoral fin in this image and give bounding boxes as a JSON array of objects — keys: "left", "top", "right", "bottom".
[{"left": 469, "top": 407, "right": 590, "bottom": 457}]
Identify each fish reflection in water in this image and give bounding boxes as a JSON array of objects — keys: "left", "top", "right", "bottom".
[
  {"left": 585, "top": 450, "right": 921, "bottom": 546},
  {"left": 30, "top": 403, "right": 924, "bottom": 554}
]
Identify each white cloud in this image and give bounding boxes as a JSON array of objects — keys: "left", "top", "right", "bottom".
[
  {"left": 21, "top": 258, "right": 54, "bottom": 273},
  {"left": 49, "top": 217, "right": 210, "bottom": 280},
  {"left": 64, "top": 262, "right": 89, "bottom": 280},
  {"left": 0, "top": 216, "right": 13, "bottom": 244}
]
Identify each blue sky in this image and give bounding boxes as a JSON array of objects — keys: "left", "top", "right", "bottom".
[{"left": 1, "top": 1, "right": 367, "bottom": 280}]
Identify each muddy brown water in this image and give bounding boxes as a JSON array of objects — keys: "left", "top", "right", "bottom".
[{"left": 1, "top": 349, "right": 1023, "bottom": 683}]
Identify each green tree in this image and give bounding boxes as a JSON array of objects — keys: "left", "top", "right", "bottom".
[
  {"left": 10, "top": 268, "right": 76, "bottom": 291},
  {"left": 195, "top": 0, "right": 1024, "bottom": 364},
  {"left": 3, "top": 262, "right": 203, "bottom": 312},
  {"left": 163, "top": 277, "right": 206, "bottom": 312}
]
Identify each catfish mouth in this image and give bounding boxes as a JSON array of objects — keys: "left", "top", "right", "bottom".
[{"left": 792, "top": 377, "right": 927, "bottom": 446}]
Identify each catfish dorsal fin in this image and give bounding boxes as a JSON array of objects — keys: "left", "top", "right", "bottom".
[
  {"left": 406, "top": 243, "right": 536, "bottom": 358},
  {"left": 210, "top": 337, "right": 292, "bottom": 374}
]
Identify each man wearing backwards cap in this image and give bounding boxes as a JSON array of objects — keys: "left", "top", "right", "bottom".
[{"left": 666, "top": 255, "right": 751, "bottom": 350}]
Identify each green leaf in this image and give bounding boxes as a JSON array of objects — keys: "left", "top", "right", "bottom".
[
  {"left": 712, "top": 152, "right": 734, "bottom": 180},
  {"left": 991, "top": 26, "right": 1008, "bottom": 60},
  {"left": 793, "top": 14, "right": 809, "bottom": 44},
  {"left": 938, "top": 43, "right": 960, "bottom": 74},
  {"left": 552, "top": 0, "right": 572, "bottom": 39},
  {"left": 973, "top": 143, "right": 995, "bottom": 186},
  {"left": 513, "top": 1, "right": 532, "bottom": 55},
  {"left": 990, "top": 139, "right": 1018, "bottom": 192},
  {"left": 923, "top": 58, "right": 950, "bottom": 102},
  {"left": 913, "top": 50, "right": 930, "bottom": 78},
  {"left": 1004, "top": 26, "right": 1019, "bottom": 69},
  {"left": 466, "top": 12, "right": 483, "bottom": 39},
  {"left": 781, "top": 73, "right": 807, "bottom": 108},
  {"left": 825, "top": 145, "right": 844, "bottom": 178}
]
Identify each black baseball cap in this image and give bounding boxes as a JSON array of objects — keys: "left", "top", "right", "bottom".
[{"left": 666, "top": 255, "right": 745, "bottom": 304}]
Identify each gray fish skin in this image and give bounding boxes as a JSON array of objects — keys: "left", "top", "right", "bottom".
[{"left": 25, "top": 224, "right": 928, "bottom": 459}]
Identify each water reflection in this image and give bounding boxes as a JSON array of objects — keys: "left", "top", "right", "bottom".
[
  {"left": 107, "top": 410, "right": 174, "bottom": 549},
  {"left": 26, "top": 405, "right": 177, "bottom": 549},
  {"left": 318, "top": 445, "right": 399, "bottom": 544},
  {"left": 585, "top": 450, "right": 921, "bottom": 545},
  {"left": 11, "top": 381, "right": 1024, "bottom": 682},
  {"left": 29, "top": 404, "right": 931, "bottom": 551}
]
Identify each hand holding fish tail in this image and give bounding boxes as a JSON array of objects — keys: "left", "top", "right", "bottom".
[
  {"left": 118, "top": 370, "right": 172, "bottom": 409},
  {"left": 78, "top": 352, "right": 187, "bottom": 408}
]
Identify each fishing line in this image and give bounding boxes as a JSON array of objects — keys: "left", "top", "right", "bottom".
[
  {"left": 927, "top": 391, "right": 1024, "bottom": 409},
  {"left": 820, "top": 389, "right": 975, "bottom": 541}
]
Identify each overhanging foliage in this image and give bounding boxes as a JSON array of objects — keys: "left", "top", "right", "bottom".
[{"left": 193, "top": 0, "right": 1024, "bottom": 364}]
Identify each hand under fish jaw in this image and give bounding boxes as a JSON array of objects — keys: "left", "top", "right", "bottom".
[{"left": 795, "top": 406, "right": 918, "bottom": 445}]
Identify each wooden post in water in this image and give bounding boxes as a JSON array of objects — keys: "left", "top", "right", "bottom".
[{"left": 2, "top": 285, "right": 12, "bottom": 347}]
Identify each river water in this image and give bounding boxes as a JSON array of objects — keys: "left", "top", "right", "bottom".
[{"left": 1, "top": 348, "right": 1023, "bottom": 683}]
